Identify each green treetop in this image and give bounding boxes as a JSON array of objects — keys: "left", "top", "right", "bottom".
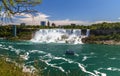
[{"left": 0, "top": 0, "right": 41, "bottom": 23}]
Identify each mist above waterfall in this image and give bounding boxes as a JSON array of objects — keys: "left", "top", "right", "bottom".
[{"left": 31, "top": 29, "right": 83, "bottom": 44}]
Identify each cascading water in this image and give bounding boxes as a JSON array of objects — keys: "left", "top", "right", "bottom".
[
  {"left": 31, "top": 29, "right": 83, "bottom": 44},
  {"left": 86, "top": 29, "right": 90, "bottom": 37}
]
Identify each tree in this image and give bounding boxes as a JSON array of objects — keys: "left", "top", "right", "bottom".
[
  {"left": 51, "top": 23, "right": 56, "bottom": 27},
  {"left": 0, "top": 0, "right": 41, "bottom": 23}
]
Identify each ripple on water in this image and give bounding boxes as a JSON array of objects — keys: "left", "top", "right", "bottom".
[
  {"left": 0, "top": 44, "right": 9, "bottom": 50},
  {"left": 82, "top": 56, "right": 88, "bottom": 62},
  {"left": 94, "top": 70, "right": 106, "bottom": 76},
  {"left": 0, "top": 44, "right": 2, "bottom": 47},
  {"left": 38, "top": 52, "right": 107, "bottom": 76},
  {"left": 29, "top": 50, "right": 46, "bottom": 54},
  {"left": 107, "top": 67, "right": 120, "bottom": 72},
  {"left": 41, "top": 59, "right": 65, "bottom": 73},
  {"left": 8, "top": 46, "right": 25, "bottom": 55},
  {"left": 20, "top": 52, "right": 29, "bottom": 60},
  {"left": 108, "top": 57, "right": 117, "bottom": 60}
]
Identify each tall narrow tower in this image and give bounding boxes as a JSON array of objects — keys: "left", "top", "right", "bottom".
[{"left": 12, "top": 25, "right": 17, "bottom": 37}]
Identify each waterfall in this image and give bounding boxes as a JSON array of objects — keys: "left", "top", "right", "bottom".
[
  {"left": 31, "top": 29, "right": 83, "bottom": 44},
  {"left": 86, "top": 29, "right": 90, "bottom": 37}
]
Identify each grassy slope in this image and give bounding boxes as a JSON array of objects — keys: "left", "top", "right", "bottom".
[{"left": 0, "top": 58, "right": 36, "bottom": 76}]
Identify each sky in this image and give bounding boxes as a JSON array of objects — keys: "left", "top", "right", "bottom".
[{"left": 7, "top": 0, "right": 120, "bottom": 25}]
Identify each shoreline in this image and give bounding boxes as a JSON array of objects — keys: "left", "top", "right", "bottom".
[
  {"left": 95, "top": 40, "right": 120, "bottom": 45},
  {"left": 1, "top": 37, "right": 120, "bottom": 45},
  {"left": 83, "top": 40, "right": 120, "bottom": 45},
  {"left": 0, "top": 56, "right": 38, "bottom": 76}
]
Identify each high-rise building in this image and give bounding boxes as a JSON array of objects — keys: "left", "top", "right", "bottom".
[
  {"left": 40, "top": 21, "right": 46, "bottom": 26},
  {"left": 20, "top": 23, "right": 26, "bottom": 26},
  {"left": 12, "top": 25, "right": 17, "bottom": 37}
]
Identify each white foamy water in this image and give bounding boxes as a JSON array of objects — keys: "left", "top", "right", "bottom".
[
  {"left": 29, "top": 50, "right": 46, "bottom": 54},
  {"left": 0, "top": 44, "right": 25, "bottom": 55},
  {"left": 107, "top": 67, "right": 120, "bottom": 72},
  {"left": 94, "top": 70, "right": 106, "bottom": 76},
  {"left": 82, "top": 56, "right": 89, "bottom": 61},
  {"left": 0, "top": 44, "right": 2, "bottom": 47},
  {"left": 109, "top": 57, "right": 117, "bottom": 60},
  {"left": 20, "top": 52, "right": 29, "bottom": 60},
  {"left": 22, "top": 65, "right": 36, "bottom": 73},
  {"left": 43, "top": 60, "right": 65, "bottom": 72},
  {"left": 31, "top": 29, "right": 84, "bottom": 44},
  {"left": 39, "top": 53, "right": 107, "bottom": 76},
  {"left": 77, "top": 62, "right": 106, "bottom": 76},
  {"left": 0, "top": 44, "right": 9, "bottom": 50},
  {"left": 8, "top": 45, "right": 25, "bottom": 55}
]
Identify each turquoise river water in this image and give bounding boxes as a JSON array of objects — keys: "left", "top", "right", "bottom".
[{"left": 0, "top": 39, "right": 120, "bottom": 76}]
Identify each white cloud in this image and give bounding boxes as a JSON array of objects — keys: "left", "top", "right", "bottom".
[
  {"left": 93, "top": 20, "right": 120, "bottom": 24},
  {"left": 50, "top": 19, "right": 90, "bottom": 26},
  {"left": 48, "top": 19, "right": 119, "bottom": 26},
  {"left": 118, "top": 17, "right": 120, "bottom": 20},
  {"left": 12, "top": 12, "right": 50, "bottom": 25},
  {"left": 93, "top": 20, "right": 112, "bottom": 24}
]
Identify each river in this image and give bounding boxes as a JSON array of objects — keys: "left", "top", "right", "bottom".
[{"left": 0, "top": 39, "right": 120, "bottom": 76}]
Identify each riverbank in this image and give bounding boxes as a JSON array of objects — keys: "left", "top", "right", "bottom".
[
  {"left": 83, "top": 40, "right": 120, "bottom": 45},
  {"left": 0, "top": 57, "right": 37, "bottom": 76},
  {"left": 97, "top": 40, "right": 120, "bottom": 45}
]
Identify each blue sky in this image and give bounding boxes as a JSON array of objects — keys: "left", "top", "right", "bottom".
[
  {"left": 9, "top": 0, "right": 120, "bottom": 25},
  {"left": 35, "top": 0, "right": 120, "bottom": 22}
]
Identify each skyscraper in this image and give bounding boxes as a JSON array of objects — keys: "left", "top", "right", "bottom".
[{"left": 40, "top": 21, "right": 46, "bottom": 26}]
